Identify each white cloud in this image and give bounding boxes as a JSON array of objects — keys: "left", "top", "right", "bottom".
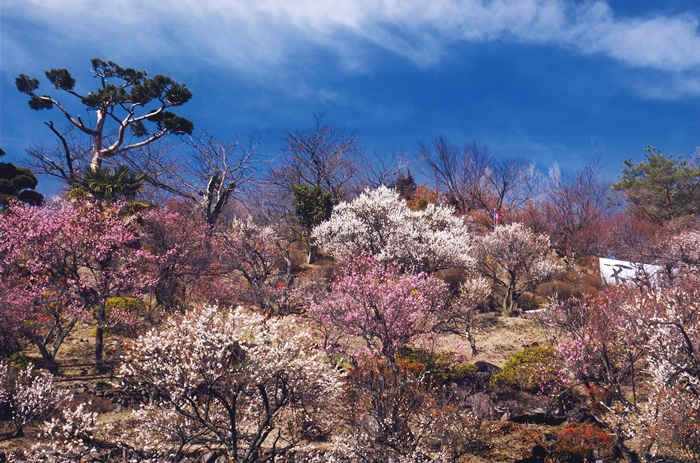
[
  {"left": 634, "top": 73, "right": 700, "bottom": 99},
  {"left": 3, "top": 0, "right": 700, "bottom": 79}
]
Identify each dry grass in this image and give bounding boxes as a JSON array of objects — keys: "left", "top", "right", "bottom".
[{"left": 428, "top": 312, "right": 550, "bottom": 367}]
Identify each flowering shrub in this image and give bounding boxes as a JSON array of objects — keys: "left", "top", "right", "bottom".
[
  {"left": 544, "top": 288, "right": 655, "bottom": 462},
  {"left": 120, "top": 305, "right": 345, "bottom": 463},
  {"left": 396, "top": 347, "right": 478, "bottom": 384},
  {"left": 0, "top": 362, "right": 71, "bottom": 439},
  {"left": 339, "top": 350, "right": 489, "bottom": 463},
  {"left": 474, "top": 222, "right": 563, "bottom": 315},
  {"left": 312, "top": 186, "right": 475, "bottom": 272},
  {"left": 547, "top": 423, "right": 614, "bottom": 463}
]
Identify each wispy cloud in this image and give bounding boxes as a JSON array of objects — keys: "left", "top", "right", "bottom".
[{"left": 3, "top": 0, "right": 700, "bottom": 91}]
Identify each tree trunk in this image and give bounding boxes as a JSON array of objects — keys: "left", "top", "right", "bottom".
[
  {"left": 38, "top": 350, "right": 60, "bottom": 376},
  {"left": 24, "top": 330, "right": 60, "bottom": 375},
  {"left": 502, "top": 286, "right": 516, "bottom": 317},
  {"left": 306, "top": 244, "right": 318, "bottom": 265},
  {"left": 95, "top": 324, "right": 105, "bottom": 369},
  {"left": 616, "top": 425, "right": 638, "bottom": 463},
  {"left": 95, "top": 300, "right": 106, "bottom": 370},
  {"left": 465, "top": 315, "right": 478, "bottom": 356}
]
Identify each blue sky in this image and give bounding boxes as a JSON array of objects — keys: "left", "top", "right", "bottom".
[{"left": 1, "top": 0, "right": 699, "bottom": 191}]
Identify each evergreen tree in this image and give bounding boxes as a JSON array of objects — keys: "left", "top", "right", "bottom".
[
  {"left": 292, "top": 183, "right": 334, "bottom": 263},
  {"left": 612, "top": 146, "right": 700, "bottom": 224},
  {"left": 391, "top": 168, "right": 417, "bottom": 201},
  {"left": 0, "top": 148, "right": 43, "bottom": 208},
  {"left": 16, "top": 58, "right": 193, "bottom": 182}
]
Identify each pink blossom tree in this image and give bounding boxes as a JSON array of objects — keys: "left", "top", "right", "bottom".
[
  {"left": 0, "top": 200, "right": 149, "bottom": 370},
  {"left": 308, "top": 256, "right": 488, "bottom": 461},
  {"left": 309, "top": 253, "right": 451, "bottom": 370},
  {"left": 216, "top": 217, "right": 287, "bottom": 314},
  {"left": 138, "top": 200, "right": 219, "bottom": 312}
]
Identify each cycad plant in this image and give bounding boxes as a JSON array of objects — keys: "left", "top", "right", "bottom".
[{"left": 72, "top": 165, "right": 146, "bottom": 202}]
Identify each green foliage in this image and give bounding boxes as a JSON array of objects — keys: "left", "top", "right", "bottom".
[
  {"left": 146, "top": 110, "right": 194, "bottom": 135},
  {"left": 292, "top": 183, "right": 334, "bottom": 237},
  {"left": 72, "top": 165, "right": 145, "bottom": 202},
  {"left": 612, "top": 146, "right": 700, "bottom": 223},
  {"left": 45, "top": 68, "right": 76, "bottom": 91},
  {"left": 391, "top": 169, "right": 417, "bottom": 201},
  {"left": 397, "top": 346, "right": 478, "bottom": 383},
  {"left": 72, "top": 59, "right": 192, "bottom": 112},
  {"left": 15, "top": 74, "right": 40, "bottom": 94},
  {"left": 90, "top": 296, "right": 145, "bottom": 319},
  {"left": 0, "top": 148, "right": 44, "bottom": 208},
  {"left": 491, "top": 345, "right": 560, "bottom": 392},
  {"left": 2, "top": 352, "right": 32, "bottom": 369},
  {"left": 105, "top": 296, "right": 146, "bottom": 314}
]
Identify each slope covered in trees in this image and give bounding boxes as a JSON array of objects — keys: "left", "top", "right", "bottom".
[{"left": 3, "top": 76, "right": 700, "bottom": 461}]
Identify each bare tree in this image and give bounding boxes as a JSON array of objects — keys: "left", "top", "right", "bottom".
[
  {"left": 544, "top": 160, "right": 613, "bottom": 260},
  {"left": 124, "top": 132, "right": 260, "bottom": 225},
  {"left": 357, "top": 148, "right": 414, "bottom": 190},
  {"left": 477, "top": 157, "right": 537, "bottom": 216},
  {"left": 24, "top": 127, "right": 93, "bottom": 186},
  {"left": 270, "top": 114, "right": 361, "bottom": 202},
  {"left": 421, "top": 136, "right": 491, "bottom": 214}
]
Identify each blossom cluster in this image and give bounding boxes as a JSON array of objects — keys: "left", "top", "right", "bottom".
[{"left": 312, "top": 186, "right": 475, "bottom": 272}]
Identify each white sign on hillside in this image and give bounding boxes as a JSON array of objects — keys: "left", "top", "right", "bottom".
[{"left": 599, "top": 257, "right": 661, "bottom": 286}]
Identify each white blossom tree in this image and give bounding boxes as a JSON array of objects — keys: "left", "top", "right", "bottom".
[
  {"left": 639, "top": 287, "right": 700, "bottom": 461},
  {"left": 312, "top": 185, "right": 475, "bottom": 272},
  {"left": 120, "top": 305, "right": 345, "bottom": 462},
  {"left": 0, "top": 363, "right": 71, "bottom": 440},
  {"left": 657, "top": 230, "right": 700, "bottom": 285},
  {"left": 474, "top": 222, "right": 563, "bottom": 315}
]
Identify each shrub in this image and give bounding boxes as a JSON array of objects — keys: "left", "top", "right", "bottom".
[
  {"left": 547, "top": 423, "right": 615, "bottom": 463},
  {"left": 537, "top": 281, "right": 580, "bottom": 301},
  {"left": 397, "top": 346, "right": 478, "bottom": 384},
  {"left": 90, "top": 297, "right": 145, "bottom": 338},
  {"left": 1, "top": 352, "right": 32, "bottom": 370},
  {"left": 491, "top": 345, "right": 561, "bottom": 393}
]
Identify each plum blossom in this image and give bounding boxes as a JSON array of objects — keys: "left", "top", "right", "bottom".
[{"left": 312, "top": 186, "right": 475, "bottom": 272}]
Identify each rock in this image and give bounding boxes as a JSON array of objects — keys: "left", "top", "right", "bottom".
[
  {"left": 475, "top": 361, "right": 501, "bottom": 375},
  {"left": 492, "top": 390, "right": 565, "bottom": 425},
  {"left": 565, "top": 406, "right": 600, "bottom": 424},
  {"left": 468, "top": 391, "right": 494, "bottom": 419}
]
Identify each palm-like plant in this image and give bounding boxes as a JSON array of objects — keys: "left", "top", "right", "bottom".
[{"left": 72, "top": 165, "right": 146, "bottom": 202}]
